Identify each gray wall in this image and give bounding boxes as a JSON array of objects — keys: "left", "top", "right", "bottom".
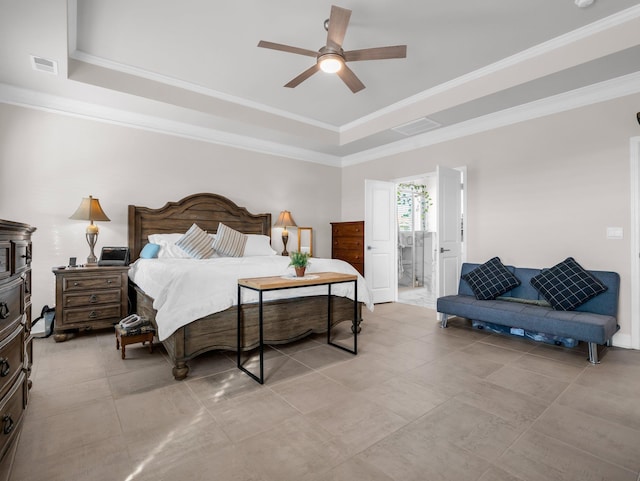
[
  {"left": 341, "top": 93, "right": 640, "bottom": 346},
  {"left": 0, "top": 103, "right": 342, "bottom": 314}
]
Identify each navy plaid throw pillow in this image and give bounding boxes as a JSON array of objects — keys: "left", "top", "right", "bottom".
[
  {"left": 462, "top": 257, "right": 520, "bottom": 300},
  {"left": 530, "top": 257, "right": 607, "bottom": 311}
]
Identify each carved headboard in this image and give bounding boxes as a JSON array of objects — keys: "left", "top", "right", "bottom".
[{"left": 128, "top": 193, "right": 271, "bottom": 261}]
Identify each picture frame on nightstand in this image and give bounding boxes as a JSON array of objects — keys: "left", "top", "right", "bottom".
[{"left": 297, "top": 227, "right": 313, "bottom": 256}]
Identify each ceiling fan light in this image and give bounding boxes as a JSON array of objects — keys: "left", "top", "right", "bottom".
[{"left": 319, "top": 55, "right": 342, "bottom": 73}]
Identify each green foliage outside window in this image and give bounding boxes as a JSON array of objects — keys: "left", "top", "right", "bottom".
[{"left": 397, "top": 183, "right": 433, "bottom": 231}]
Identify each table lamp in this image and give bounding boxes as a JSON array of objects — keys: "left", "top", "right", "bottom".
[
  {"left": 69, "top": 195, "right": 111, "bottom": 265},
  {"left": 273, "top": 210, "right": 297, "bottom": 256}
]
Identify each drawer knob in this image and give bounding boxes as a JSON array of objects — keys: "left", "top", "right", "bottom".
[
  {"left": 89, "top": 294, "right": 98, "bottom": 303},
  {"left": 88, "top": 311, "right": 98, "bottom": 319},
  {"left": 106, "top": 280, "right": 112, "bottom": 284},
  {"left": 0, "top": 302, "right": 9, "bottom": 320},
  {"left": 2, "top": 415, "right": 13, "bottom": 435},
  {"left": 0, "top": 358, "right": 9, "bottom": 377},
  {"left": 73, "top": 282, "right": 79, "bottom": 287}
]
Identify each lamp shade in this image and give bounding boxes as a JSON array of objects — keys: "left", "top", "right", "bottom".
[
  {"left": 69, "top": 195, "right": 111, "bottom": 223},
  {"left": 273, "top": 211, "right": 297, "bottom": 228}
]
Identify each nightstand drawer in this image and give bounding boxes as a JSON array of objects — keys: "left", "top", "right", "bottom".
[
  {"left": 63, "top": 289, "right": 122, "bottom": 308},
  {"left": 61, "top": 305, "right": 122, "bottom": 325},
  {"left": 0, "top": 326, "right": 24, "bottom": 402},
  {"left": 63, "top": 275, "right": 122, "bottom": 292}
]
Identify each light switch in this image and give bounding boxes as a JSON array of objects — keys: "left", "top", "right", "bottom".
[{"left": 606, "top": 227, "right": 623, "bottom": 239}]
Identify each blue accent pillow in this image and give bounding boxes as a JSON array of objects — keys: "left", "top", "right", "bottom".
[
  {"left": 530, "top": 257, "right": 607, "bottom": 311},
  {"left": 140, "top": 243, "right": 161, "bottom": 259},
  {"left": 461, "top": 257, "right": 521, "bottom": 300}
]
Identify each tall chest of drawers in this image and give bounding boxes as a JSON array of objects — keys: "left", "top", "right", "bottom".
[
  {"left": 331, "top": 221, "right": 365, "bottom": 276},
  {"left": 0, "top": 219, "right": 35, "bottom": 481},
  {"left": 52, "top": 266, "right": 129, "bottom": 342}
]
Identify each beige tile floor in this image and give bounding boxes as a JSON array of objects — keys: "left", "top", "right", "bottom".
[{"left": 11, "top": 303, "right": 640, "bottom": 481}]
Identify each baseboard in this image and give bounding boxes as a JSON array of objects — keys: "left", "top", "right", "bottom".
[{"left": 612, "top": 332, "right": 632, "bottom": 349}]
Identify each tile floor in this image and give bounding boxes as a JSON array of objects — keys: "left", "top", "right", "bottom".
[
  {"left": 11, "top": 303, "right": 640, "bottom": 481},
  {"left": 398, "top": 286, "right": 435, "bottom": 309}
]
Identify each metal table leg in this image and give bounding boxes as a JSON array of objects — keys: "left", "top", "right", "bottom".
[{"left": 237, "top": 286, "right": 264, "bottom": 384}]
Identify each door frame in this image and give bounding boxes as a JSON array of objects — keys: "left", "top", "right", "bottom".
[
  {"left": 630, "top": 136, "right": 640, "bottom": 350},
  {"left": 393, "top": 166, "right": 467, "bottom": 303}
]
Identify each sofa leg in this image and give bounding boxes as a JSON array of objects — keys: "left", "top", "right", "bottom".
[
  {"left": 588, "top": 342, "right": 600, "bottom": 364},
  {"left": 440, "top": 314, "right": 448, "bottom": 328}
]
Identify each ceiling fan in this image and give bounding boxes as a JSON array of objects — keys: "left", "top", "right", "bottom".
[{"left": 258, "top": 5, "right": 407, "bottom": 93}]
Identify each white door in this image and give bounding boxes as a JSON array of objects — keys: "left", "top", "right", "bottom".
[
  {"left": 365, "top": 179, "right": 396, "bottom": 303},
  {"left": 436, "top": 166, "right": 463, "bottom": 303}
]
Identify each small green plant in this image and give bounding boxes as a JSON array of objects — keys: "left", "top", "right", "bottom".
[{"left": 288, "top": 251, "right": 311, "bottom": 268}]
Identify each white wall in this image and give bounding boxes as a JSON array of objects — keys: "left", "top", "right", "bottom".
[
  {"left": 342, "top": 93, "right": 640, "bottom": 347},
  {"left": 0, "top": 104, "right": 342, "bottom": 314}
]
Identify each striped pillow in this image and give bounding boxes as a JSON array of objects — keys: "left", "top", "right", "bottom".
[
  {"left": 175, "top": 224, "right": 215, "bottom": 259},
  {"left": 213, "top": 223, "right": 247, "bottom": 257}
]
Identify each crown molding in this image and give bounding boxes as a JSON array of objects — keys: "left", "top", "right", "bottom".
[
  {"left": 0, "top": 83, "right": 342, "bottom": 167},
  {"left": 340, "top": 4, "right": 640, "bottom": 135},
  {"left": 341, "top": 71, "right": 640, "bottom": 167},
  {"left": 2, "top": 70, "right": 638, "bottom": 169}
]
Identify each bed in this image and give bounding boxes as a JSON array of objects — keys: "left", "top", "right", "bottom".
[{"left": 128, "top": 193, "right": 369, "bottom": 380}]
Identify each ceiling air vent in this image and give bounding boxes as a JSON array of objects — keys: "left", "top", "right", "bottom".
[
  {"left": 392, "top": 117, "right": 441, "bottom": 136},
  {"left": 30, "top": 55, "right": 58, "bottom": 75}
]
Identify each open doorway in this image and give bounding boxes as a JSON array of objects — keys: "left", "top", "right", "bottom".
[
  {"left": 364, "top": 168, "right": 465, "bottom": 307},
  {"left": 396, "top": 174, "right": 437, "bottom": 308}
]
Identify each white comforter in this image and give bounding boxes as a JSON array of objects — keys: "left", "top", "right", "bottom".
[{"left": 128, "top": 256, "right": 373, "bottom": 341}]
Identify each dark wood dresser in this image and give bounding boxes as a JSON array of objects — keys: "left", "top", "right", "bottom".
[
  {"left": 0, "top": 219, "right": 35, "bottom": 481},
  {"left": 52, "top": 266, "right": 129, "bottom": 342},
  {"left": 331, "top": 221, "right": 364, "bottom": 276}
]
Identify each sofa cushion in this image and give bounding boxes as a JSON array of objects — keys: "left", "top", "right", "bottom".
[
  {"left": 461, "top": 257, "right": 521, "bottom": 300},
  {"left": 530, "top": 257, "right": 608, "bottom": 311},
  {"left": 436, "top": 294, "right": 618, "bottom": 344}
]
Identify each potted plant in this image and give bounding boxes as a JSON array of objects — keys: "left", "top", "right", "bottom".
[{"left": 289, "top": 251, "right": 311, "bottom": 277}]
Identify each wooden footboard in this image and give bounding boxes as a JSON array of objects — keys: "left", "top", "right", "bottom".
[
  {"left": 128, "top": 193, "right": 365, "bottom": 380},
  {"left": 131, "top": 283, "right": 362, "bottom": 379}
]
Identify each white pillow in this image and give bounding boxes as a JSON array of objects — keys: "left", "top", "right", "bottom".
[
  {"left": 149, "top": 231, "right": 215, "bottom": 259},
  {"left": 148, "top": 233, "right": 184, "bottom": 244},
  {"left": 243, "top": 234, "right": 277, "bottom": 256},
  {"left": 158, "top": 243, "right": 192, "bottom": 258}
]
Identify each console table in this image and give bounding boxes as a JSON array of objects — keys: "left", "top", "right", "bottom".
[{"left": 237, "top": 272, "right": 358, "bottom": 384}]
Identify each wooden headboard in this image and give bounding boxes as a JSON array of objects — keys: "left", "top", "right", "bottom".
[{"left": 128, "top": 193, "right": 272, "bottom": 261}]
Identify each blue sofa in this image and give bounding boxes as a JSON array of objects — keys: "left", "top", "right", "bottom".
[{"left": 436, "top": 263, "right": 620, "bottom": 364}]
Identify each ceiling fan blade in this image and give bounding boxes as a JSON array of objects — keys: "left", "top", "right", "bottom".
[
  {"left": 326, "top": 5, "right": 351, "bottom": 50},
  {"left": 344, "top": 45, "right": 407, "bottom": 62},
  {"left": 336, "top": 64, "right": 365, "bottom": 93},
  {"left": 257, "top": 40, "right": 317, "bottom": 58},
  {"left": 284, "top": 64, "right": 320, "bottom": 88}
]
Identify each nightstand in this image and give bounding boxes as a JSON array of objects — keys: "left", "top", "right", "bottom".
[{"left": 52, "top": 266, "right": 129, "bottom": 342}]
